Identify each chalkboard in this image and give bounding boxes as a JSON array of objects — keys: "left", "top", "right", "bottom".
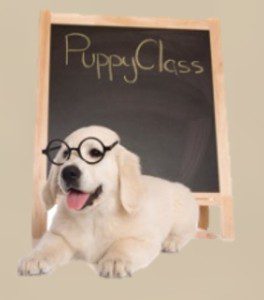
[
  {"left": 49, "top": 25, "right": 218, "bottom": 192},
  {"left": 33, "top": 12, "right": 234, "bottom": 241}
]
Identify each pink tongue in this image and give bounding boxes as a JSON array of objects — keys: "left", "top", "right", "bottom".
[{"left": 66, "top": 190, "right": 90, "bottom": 210}]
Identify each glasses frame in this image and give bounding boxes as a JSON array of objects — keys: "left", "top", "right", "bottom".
[{"left": 42, "top": 137, "right": 119, "bottom": 166}]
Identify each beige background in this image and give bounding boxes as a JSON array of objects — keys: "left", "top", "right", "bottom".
[{"left": 0, "top": 0, "right": 263, "bottom": 299}]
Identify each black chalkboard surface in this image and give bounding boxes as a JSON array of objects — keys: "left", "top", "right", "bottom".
[{"left": 49, "top": 24, "right": 218, "bottom": 192}]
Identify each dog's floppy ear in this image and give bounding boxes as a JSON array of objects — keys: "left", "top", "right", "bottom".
[
  {"left": 42, "top": 164, "right": 59, "bottom": 210},
  {"left": 117, "top": 145, "right": 142, "bottom": 214}
]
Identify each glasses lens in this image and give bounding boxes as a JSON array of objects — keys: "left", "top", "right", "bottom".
[
  {"left": 47, "top": 140, "right": 69, "bottom": 165},
  {"left": 80, "top": 138, "right": 104, "bottom": 163}
]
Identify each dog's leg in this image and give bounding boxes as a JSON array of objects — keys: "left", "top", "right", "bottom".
[
  {"left": 18, "top": 231, "right": 74, "bottom": 276},
  {"left": 97, "top": 238, "right": 160, "bottom": 278},
  {"left": 162, "top": 230, "right": 195, "bottom": 253}
]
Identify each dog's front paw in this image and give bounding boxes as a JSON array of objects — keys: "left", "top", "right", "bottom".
[
  {"left": 17, "top": 255, "right": 54, "bottom": 276},
  {"left": 98, "top": 257, "right": 132, "bottom": 279},
  {"left": 162, "top": 235, "right": 180, "bottom": 253}
]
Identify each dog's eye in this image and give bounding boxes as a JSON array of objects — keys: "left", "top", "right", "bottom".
[
  {"left": 62, "top": 149, "right": 69, "bottom": 158},
  {"left": 89, "top": 148, "right": 103, "bottom": 158}
]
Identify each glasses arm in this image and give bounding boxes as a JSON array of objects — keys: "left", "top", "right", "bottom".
[
  {"left": 104, "top": 141, "right": 119, "bottom": 151},
  {"left": 42, "top": 145, "right": 61, "bottom": 155}
]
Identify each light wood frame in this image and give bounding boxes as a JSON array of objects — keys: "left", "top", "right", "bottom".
[{"left": 32, "top": 10, "right": 234, "bottom": 244}]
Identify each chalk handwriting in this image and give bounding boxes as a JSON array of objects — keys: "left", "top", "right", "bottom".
[{"left": 65, "top": 33, "right": 204, "bottom": 84}]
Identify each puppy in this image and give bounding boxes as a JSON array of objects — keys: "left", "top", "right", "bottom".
[{"left": 18, "top": 126, "right": 199, "bottom": 278}]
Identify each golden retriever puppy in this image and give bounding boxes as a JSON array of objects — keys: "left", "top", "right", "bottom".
[{"left": 18, "top": 125, "right": 199, "bottom": 278}]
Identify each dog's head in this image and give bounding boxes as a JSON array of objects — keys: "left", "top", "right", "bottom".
[{"left": 42, "top": 126, "right": 142, "bottom": 214}]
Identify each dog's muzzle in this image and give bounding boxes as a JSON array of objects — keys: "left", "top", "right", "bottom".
[{"left": 61, "top": 165, "right": 103, "bottom": 210}]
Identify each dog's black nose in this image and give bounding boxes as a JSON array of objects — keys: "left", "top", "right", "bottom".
[{"left": 62, "top": 165, "right": 81, "bottom": 184}]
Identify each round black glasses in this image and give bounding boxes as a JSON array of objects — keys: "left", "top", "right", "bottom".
[{"left": 42, "top": 137, "right": 119, "bottom": 166}]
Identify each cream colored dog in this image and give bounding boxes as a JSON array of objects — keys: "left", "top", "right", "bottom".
[{"left": 18, "top": 126, "right": 199, "bottom": 278}]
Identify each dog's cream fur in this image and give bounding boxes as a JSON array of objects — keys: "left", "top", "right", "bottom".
[{"left": 18, "top": 126, "right": 199, "bottom": 278}]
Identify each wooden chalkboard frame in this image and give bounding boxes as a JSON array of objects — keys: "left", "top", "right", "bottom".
[{"left": 32, "top": 10, "right": 234, "bottom": 244}]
